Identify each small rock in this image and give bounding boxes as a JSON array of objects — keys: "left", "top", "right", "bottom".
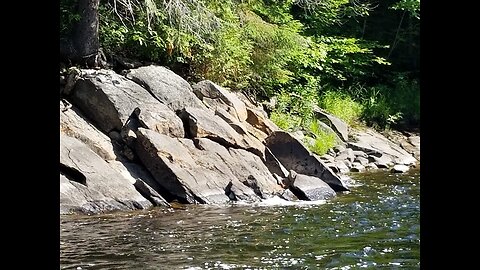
[
  {"left": 365, "top": 163, "right": 378, "bottom": 170},
  {"left": 325, "top": 163, "right": 338, "bottom": 173},
  {"left": 108, "top": 131, "right": 122, "bottom": 142},
  {"left": 391, "top": 164, "right": 409, "bottom": 173},
  {"left": 327, "top": 148, "right": 336, "bottom": 157},
  {"left": 393, "top": 156, "right": 416, "bottom": 166},
  {"left": 319, "top": 154, "right": 335, "bottom": 163},
  {"left": 408, "top": 135, "right": 420, "bottom": 148},
  {"left": 354, "top": 156, "right": 369, "bottom": 166},
  {"left": 334, "top": 144, "right": 346, "bottom": 153},
  {"left": 346, "top": 148, "right": 355, "bottom": 162},
  {"left": 313, "top": 107, "right": 349, "bottom": 141},
  {"left": 350, "top": 162, "right": 365, "bottom": 172},
  {"left": 336, "top": 152, "right": 349, "bottom": 161},
  {"left": 289, "top": 173, "right": 336, "bottom": 201},
  {"left": 352, "top": 150, "right": 368, "bottom": 158},
  {"left": 335, "top": 160, "right": 350, "bottom": 174},
  {"left": 343, "top": 159, "right": 352, "bottom": 168},
  {"left": 337, "top": 148, "right": 354, "bottom": 162},
  {"left": 371, "top": 155, "right": 394, "bottom": 168},
  {"left": 291, "top": 131, "right": 305, "bottom": 141},
  {"left": 278, "top": 189, "right": 298, "bottom": 201}
]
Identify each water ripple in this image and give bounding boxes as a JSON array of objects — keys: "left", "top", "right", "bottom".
[{"left": 61, "top": 169, "right": 420, "bottom": 269}]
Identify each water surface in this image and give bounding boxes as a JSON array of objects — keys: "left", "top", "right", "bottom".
[{"left": 60, "top": 169, "right": 420, "bottom": 269}]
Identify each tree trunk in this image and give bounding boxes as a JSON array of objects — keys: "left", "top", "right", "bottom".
[{"left": 60, "top": 0, "right": 100, "bottom": 67}]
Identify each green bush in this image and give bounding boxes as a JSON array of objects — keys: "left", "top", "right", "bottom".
[
  {"left": 61, "top": 0, "right": 419, "bottom": 131},
  {"left": 318, "top": 90, "right": 363, "bottom": 126},
  {"left": 390, "top": 75, "right": 420, "bottom": 125},
  {"left": 270, "top": 111, "right": 301, "bottom": 131},
  {"left": 357, "top": 75, "right": 419, "bottom": 129},
  {"left": 308, "top": 133, "right": 337, "bottom": 156},
  {"left": 304, "top": 121, "right": 337, "bottom": 155},
  {"left": 361, "top": 86, "right": 395, "bottom": 129},
  {"left": 191, "top": 21, "right": 253, "bottom": 90},
  {"left": 60, "top": 0, "right": 80, "bottom": 37},
  {"left": 270, "top": 94, "right": 337, "bottom": 156},
  {"left": 98, "top": 4, "right": 169, "bottom": 61}
]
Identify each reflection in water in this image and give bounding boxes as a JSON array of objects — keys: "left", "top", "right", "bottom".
[{"left": 60, "top": 169, "right": 420, "bottom": 269}]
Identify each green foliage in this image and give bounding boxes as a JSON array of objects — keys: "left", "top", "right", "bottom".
[
  {"left": 318, "top": 36, "right": 391, "bottom": 85},
  {"left": 305, "top": 121, "right": 337, "bottom": 156},
  {"left": 98, "top": 4, "right": 168, "bottom": 61},
  {"left": 269, "top": 89, "right": 338, "bottom": 155},
  {"left": 387, "top": 74, "right": 420, "bottom": 125},
  {"left": 60, "top": 0, "right": 80, "bottom": 37},
  {"left": 360, "top": 86, "right": 396, "bottom": 129},
  {"left": 391, "top": 0, "right": 420, "bottom": 18},
  {"left": 190, "top": 15, "right": 253, "bottom": 89},
  {"left": 242, "top": 9, "right": 308, "bottom": 97},
  {"left": 318, "top": 90, "right": 363, "bottom": 126},
  {"left": 60, "top": 0, "right": 419, "bottom": 131},
  {"left": 269, "top": 89, "right": 313, "bottom": 133},
  {"left": 293, "top": 0, "right": 350, "bottom": 34},
  {"left": 270, "top": 111, "right": 301, "bottom": 131},
  {"left": 348, "top": 74, "right": 420, "bottom": 129},
  {"left": 273, "top": 87, "right": 318, "bottom": 125}
]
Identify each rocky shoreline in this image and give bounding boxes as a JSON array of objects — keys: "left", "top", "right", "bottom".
[{"left": 60, "top": 65, "right": 419, "bottom": 214}]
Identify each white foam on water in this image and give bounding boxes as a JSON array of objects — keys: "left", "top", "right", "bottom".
[{"left": 252, "top": 196, "right": 327, "bottom": 207}]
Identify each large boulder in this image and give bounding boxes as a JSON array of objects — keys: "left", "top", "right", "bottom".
[
  {"left": 108, "top": 160, "right": 170, "bottom": 207},
  {"left": 196, "top": 139, "right": 283, "bottom": 198},
  {"left": 349, "top": 129, "right": 417, "bottom": 165},
  {"left": 233, "top": 91, "right": 264, "bottom": 111},
  {"left": 192, "top": 80, "right": 248, "bottom": 122},
  {"left": 178, "top": 107, "right": 265, "bottom": 158},
  {"left": 60, "top": 101, "right": 117, "bottom": 161},
  {"left": 134, "top": 128, "right": 261, "bottom": 204},
  {"left": 265, "top": 131, "right": 348, "bottom": 191},
  {"left": 316, "top": 120, "right": 343, "bottom": 142},
  {"left": 245, "top": 107, "right": 280, "bottom": 136},
  {"left": 288, "top": 171, "right": 336, "bottom": 201},
  {"left": 382, "top": 130, "right": 420, "bottom": 161},
  {"left": 408, "top": 135, "right": 420, "bottom": 149},
  {"left": 69, "top": 69, "right": 184, "bottom": 137},
  {"left": 213, "top": 107, "right": 266, "bottom": 157},
  {"left": 408, "top": 135, "right": 420, "bottom": 160},
  {"left": 313, "top": 107, "right": 349, "bottom": 142},
  {"left": 126, "top": 65, "right": 206, "bottom": 112},
  {"left": 60, "top": 135, "right": 152, "bottom": 214},
  {"left": 264, "top": 147, "right": 289, "bottom": 179},
  {"left": 214, "top": 107, "right": 250, "bottom": 135}
]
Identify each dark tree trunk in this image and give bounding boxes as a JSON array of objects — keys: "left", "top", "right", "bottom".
[
  {"left": 73, "top": 0, "right": 100, "bottom": 59},
  {"left": 60, "top": 0, "right": 100, "bottom": 67}
]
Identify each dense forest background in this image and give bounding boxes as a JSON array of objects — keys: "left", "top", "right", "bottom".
[{"left": 60, "top": 0, "right": 419, "bottom": 155}]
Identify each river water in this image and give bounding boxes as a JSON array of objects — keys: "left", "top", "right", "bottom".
[{"left": 60, "top": 169, "right": 420, "bottom": 269}]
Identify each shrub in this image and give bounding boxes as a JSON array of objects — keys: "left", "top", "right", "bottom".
[
  {"left": 318, "top": 90, "right": 363, "bottom": 126},
  {"left": 270, "top": 111, "right": 301, "bottom": 131},
  {"left": 304, "top": 120, "right": 337, "bottom": 155},
  {"left": 358, "top": 75, "right": 419, "bottom": 129}
]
